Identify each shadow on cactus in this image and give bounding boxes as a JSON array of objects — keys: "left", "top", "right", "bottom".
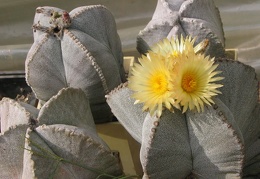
[
  {"left": 0, "top": 88, "right": 126, "bottom": 178},
  {"left": 106, "top": 35, "right": 260, "bottom": 178},
  {"left": 25, "top": 5, "right": 126, "bottom": 123},
  {"left": 23, "top": 132, "right": 138, "bottom": 179}
]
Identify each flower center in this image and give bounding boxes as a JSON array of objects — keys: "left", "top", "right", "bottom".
[
  {"left": 181, "top": 73, "right": 197, "bottom": 92},
  {"left": 149, "top": 72, "right": 168, "bottom": 95}
]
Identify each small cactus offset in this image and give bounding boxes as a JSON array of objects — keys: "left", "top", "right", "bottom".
[
  {"left": 26, "top": 5, "right": 126, "bottom": 123},
  {"left": 137, "top": 0, "right": 225, "bottom": 58},
  {"left": 0, "top": 88, "right": 123, "bottom": 178}
]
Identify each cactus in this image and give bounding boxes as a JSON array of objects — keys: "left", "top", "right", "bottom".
[
  {"left": 137, "top": 0, "right": 225, "bottom": 58},
  {"left": 1, "top": 1, "right": 259, "bottom": 178},
  {"left": 0, "top": 88, "right": 123, "bottom": 178},
  {"left": 106, "top": 0, "right": 259, "bottom": 178},
  {"left": 0, "top": 98, "right": 38, "bottom": 179},
  {"left": 25, "top": 5, "right": 126, "bottom": 123},
  {"left": 107, "top": 59, "right": 260, "bottom": 178}
]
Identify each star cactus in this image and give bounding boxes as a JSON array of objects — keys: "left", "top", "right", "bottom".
[
  {"left": 107, "top": 59, "right": 260, "bottom": 178},
  {"left": 0, "top": 88, "right": 123, "bottom": 178},
  {"left": 106, "top": 0, "right": 260, "bottom": 178},
  {"left": 26, "top": 5, "right": 126, "bottom": 123}
]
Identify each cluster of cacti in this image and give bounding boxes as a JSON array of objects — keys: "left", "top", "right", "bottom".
[
  {"left": 1, "top": 5, "right": 127, "bottom": 179},
  {"left": 0, "top": 0, "right": 259, "bottom": 178},
  {"left": 0, "top": 88, "right": 123, "bottom": 178},
  {"left": 107, "top": 0, "right": 260, "bottom": 178},
  {"left": 26, "top": 5, "right": 126, "bottom": 123}
]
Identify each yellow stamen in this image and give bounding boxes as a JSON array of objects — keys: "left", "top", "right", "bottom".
[
  {"left": 149, "top": 72, "right": 168, "bottom": 95},
  {"left": 172, "top": 51, "right": 179, "bottom": 58},
  {"left": 182, "top": 73, "right": 197, "bottom": 92}
]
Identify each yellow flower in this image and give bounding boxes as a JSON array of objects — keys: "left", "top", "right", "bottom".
[
  {"left": 152, "top": 35, "right": 223, "bottom": 113},
  {"left": 171, "top": 51, "right": 224, "bottom": 113},
  {"left": 152, "top": 36, "right": 186, "bottom": 54},
  {"left": 129, "top": 35, "right": 223, "bottom": 116},
  {"left": 151, "top": 35, "right": 209, "bottom": 69},
  {"left": 128, "top": 52, "right": 179, "bottom": 117}
]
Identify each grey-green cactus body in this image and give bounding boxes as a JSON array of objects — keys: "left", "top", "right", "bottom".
[
  {"left": 137, "top": 0, "right": 225, "bottom": 58},
  {"left": 106, "top": 1, "right": 260, "bottom": 176},
  {"left": 0, "top": 88, "right": 123, "bottom": 178},
  {"left": 26, "top": 5, "right": 126, "bottom": 123},
  {"left": 107, "top": 58, "right": 260, "bottom": 178}
]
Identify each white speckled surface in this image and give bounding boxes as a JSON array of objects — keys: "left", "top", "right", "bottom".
[{"left": 0, "top": 0, "right": 259, "bottom": 79}]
